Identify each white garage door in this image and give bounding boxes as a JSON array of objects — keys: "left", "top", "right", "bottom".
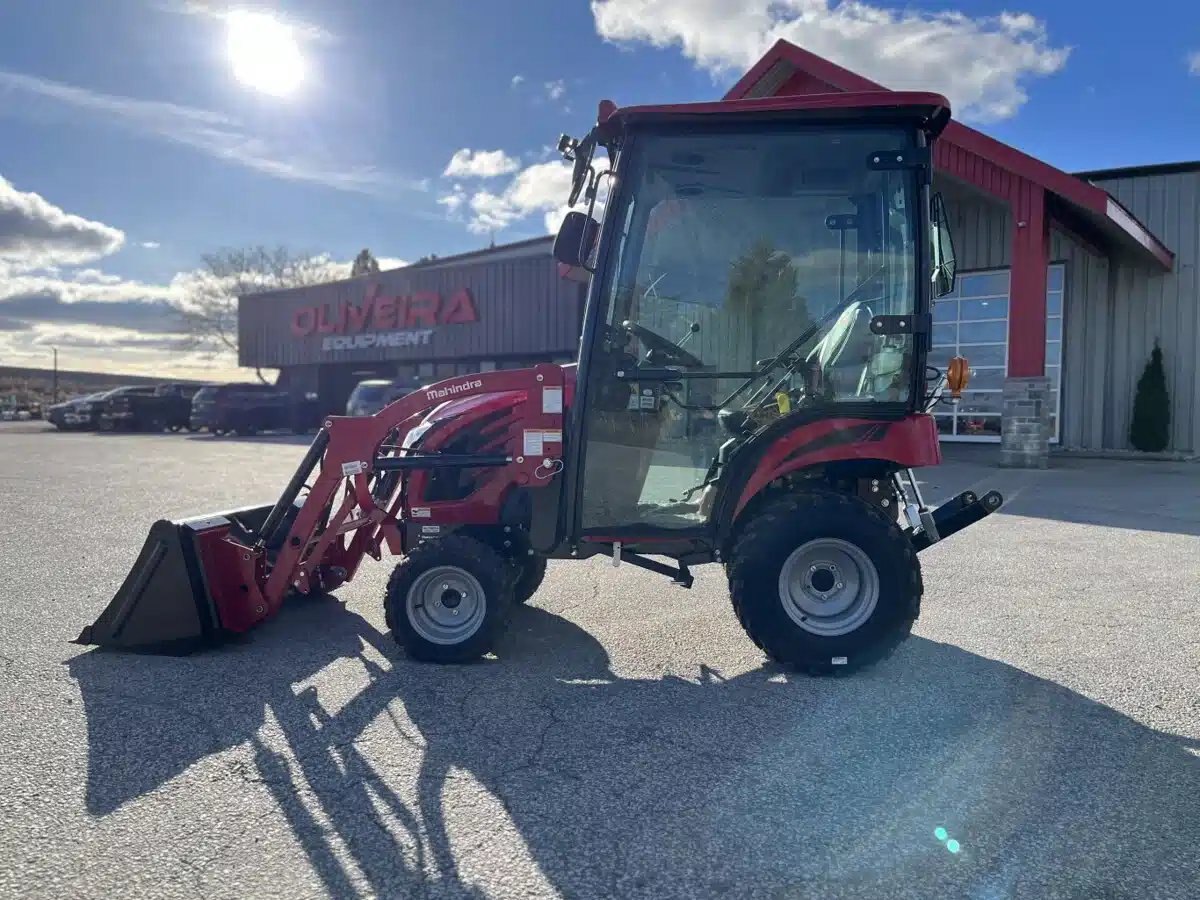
[{"left": 931, "top": 265, "right": 1063, "bottom": 442}]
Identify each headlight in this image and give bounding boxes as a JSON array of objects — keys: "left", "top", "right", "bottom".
[{"left": 400, "top": 422, "right": 433, "bottom": 449}]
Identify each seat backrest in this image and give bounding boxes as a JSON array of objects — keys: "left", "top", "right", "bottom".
[{"left": 806, "top": 301, "right": 875, "bottom": 397}]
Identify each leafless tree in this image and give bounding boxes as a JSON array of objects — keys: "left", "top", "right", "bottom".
[{"left": 171, "top": 246, "right": 343, "bottom": 356}]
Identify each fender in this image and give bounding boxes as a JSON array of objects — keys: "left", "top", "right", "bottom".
[{"left": 714, "top": 412, "right": 942, "bottom": 535}]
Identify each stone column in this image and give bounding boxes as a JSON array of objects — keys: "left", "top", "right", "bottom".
[{"left": 1000, "top": 376, "right": 1051, "bottom": 468}]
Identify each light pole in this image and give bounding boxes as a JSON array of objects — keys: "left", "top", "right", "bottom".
[{"left": 51, "top": 347, "right": 58, "bottom": 403}]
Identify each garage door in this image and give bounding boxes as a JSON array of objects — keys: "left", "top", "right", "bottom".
[{"left": 931, "top": 265, "right": 1063, "bottom": 442}]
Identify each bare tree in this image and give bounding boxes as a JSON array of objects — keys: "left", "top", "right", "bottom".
[{"left": 171, "top": 246, "right": 342, "bottom": 356}]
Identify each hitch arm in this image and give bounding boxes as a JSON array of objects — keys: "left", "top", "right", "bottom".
[{"left": 911, "top": 490, "right": 1004, "bottom": 552}]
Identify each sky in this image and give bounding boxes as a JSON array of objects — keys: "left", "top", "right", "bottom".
[{"left": 1, "top": 0, "right": 1198, "bottom": 381}]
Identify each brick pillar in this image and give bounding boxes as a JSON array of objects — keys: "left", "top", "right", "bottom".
[{"left": 1001, "top": 376, "right": 1051, "bottom": 468}]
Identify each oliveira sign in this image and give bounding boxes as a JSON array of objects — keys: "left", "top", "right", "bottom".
[{"left": 290, "top": 285, "right": 479, "bottom": 352}]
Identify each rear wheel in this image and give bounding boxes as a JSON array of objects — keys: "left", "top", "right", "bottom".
[
  {"left": 727, "top": 489, "right": 921, "bottom": 675},
  {"left": 384, "top": 535, "right": 514, "bottom": 663}
]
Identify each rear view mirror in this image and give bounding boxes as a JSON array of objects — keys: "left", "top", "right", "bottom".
[
  {"left": 553, "top": 211, "right": 599, "bottom": 273},
  {"left": 931, "top": 193, "right": 957, "bottom": 298}
]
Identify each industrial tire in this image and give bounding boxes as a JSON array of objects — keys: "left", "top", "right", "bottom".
[
  {"left": 511, "top": 554, "right": 547, "bottom": 605},
  {"left": 384, "top": 535, "right": 514, "bottom": 663},
  {"left": 727, "top": 489, "right": 921, "bottom": 676}
]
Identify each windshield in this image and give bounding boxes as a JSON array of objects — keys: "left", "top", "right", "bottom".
[
  {"left": 350, "top": 383, "right": 390, "bottom": 404},
  {"left": 603, "top": 125, "right": 919, "bottom": 405}
]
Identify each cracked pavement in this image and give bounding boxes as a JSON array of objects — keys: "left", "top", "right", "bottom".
[{"left": 1, "top": 424, "right": 1198, "bottom": 898}]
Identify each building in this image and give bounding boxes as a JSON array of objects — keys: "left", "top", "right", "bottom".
[
  {"left": 239, "top": 40, "right": 1198, "bottom": 466},
  {"left": 238, "top": 237, "right": 583, "bottom": 413}
]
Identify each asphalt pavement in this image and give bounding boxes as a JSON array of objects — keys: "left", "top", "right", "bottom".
[{"left": 1, "top": 422, "right": 1198, "bottom": 899}]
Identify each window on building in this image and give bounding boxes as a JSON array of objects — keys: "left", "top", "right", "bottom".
[{"left": 932, "top": 264, "right": 1064, "bottom": 442}]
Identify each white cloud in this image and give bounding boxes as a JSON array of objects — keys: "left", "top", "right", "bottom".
[
  {"left": 443, "top": 148, "right": 521, "bottom": 178},
  {"left": 455, "top": 161, "right": 608, "bottom": 235},
  {"left": 511, "top": 74, "right": 525, "bottom": 87},
  {"left": 591, "top": 0, "right": 1070, "bottom": 121},
  {"left": 0, "top": 175, "right": 124, "bottom": 270},
  {"left": 0, "top": 70, "right": 418, "bottom": 194},
  {"left": 544, "top": 79, "right": 567, "bottom": 101},
  {"left": 140, "top": 240, "right": 161, "bottom": 249},
  {"left": 463, "top": 162, "right": 574, "bottom": 234},
  {"left": 1188, "top": 51, "right": 1200, "bottom": 76}
]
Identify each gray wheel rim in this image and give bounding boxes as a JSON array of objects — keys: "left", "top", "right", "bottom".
[
  {"left": 778, "top": 538, "right": 879, "bottom": 637},
  {"left": 405, "top": 565, "right": 487, "bottom": 645}
]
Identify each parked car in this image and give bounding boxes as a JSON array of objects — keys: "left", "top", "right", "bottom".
[
  {"left": 154, "top": 383, "right": 206, "bottom": 431},
  {"left": 63, "top": 391, "right": 119, "bottom": 430},
  {"left": 190, "top": 383, "right": 321, "bottom": 436},
  {"left": 345, "top": 379, "right": 408, "bottom": 416},
  {"left": 97, "top": 382, "right": 206, "bottom": 432},
  {"left": 96, "top": 385, "right": 160, "bottom": 431}
]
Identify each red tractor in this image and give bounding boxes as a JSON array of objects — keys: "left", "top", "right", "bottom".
[{"left": 78, "top": 91, "right": 1001, "bottom": 674}]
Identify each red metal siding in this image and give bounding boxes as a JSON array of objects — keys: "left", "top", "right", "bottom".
[{"left": 238, "top": 256, "right": 583, "bottom": 369}]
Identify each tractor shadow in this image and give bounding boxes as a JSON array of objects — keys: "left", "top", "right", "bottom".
[{"left": 69, "top": 600, "right": 1200, "bottom": 898}]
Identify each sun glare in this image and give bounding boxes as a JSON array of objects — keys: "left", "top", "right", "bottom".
[{"left": 226, "top": 10, "right": 304, "bottom": 97}]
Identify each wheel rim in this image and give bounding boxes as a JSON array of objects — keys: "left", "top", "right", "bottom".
[
  {"left": 778, "top": 538, "right": 879, "bottom": 636},
  {"left": 405, "top": 565, "right": 487, "bottom": 645}
]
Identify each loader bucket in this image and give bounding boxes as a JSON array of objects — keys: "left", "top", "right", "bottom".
[{"left": 74, "top": 504, "right": 278, "bottom": 654}]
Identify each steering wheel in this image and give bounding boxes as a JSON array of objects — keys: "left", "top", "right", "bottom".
[{"left": 624, "top": 321, "right": 704, "bottom": 369}]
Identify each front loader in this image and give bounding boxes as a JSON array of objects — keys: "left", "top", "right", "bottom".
[{"left": 78, "top": 90, "right": 1003, "bottom": 674}]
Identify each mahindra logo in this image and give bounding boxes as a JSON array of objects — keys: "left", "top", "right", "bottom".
[{"left": 425, "top": 379, "right": 483, "bottom": 401}]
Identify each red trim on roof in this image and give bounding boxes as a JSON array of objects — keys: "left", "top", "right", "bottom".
[{"left": 725, "top": 40, "right": 1174, "bottom": 271}]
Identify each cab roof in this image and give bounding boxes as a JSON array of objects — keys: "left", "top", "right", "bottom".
[{"left": 597, "top": 91, "right": 951, "bottom": 139}]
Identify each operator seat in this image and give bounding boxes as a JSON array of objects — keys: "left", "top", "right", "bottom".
[{"left": 806, "top": 301, "right": 875, "bottom": 399}]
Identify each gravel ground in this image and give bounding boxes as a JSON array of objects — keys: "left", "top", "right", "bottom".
[{"left": 1, "top": 423, "right": 1197, "bottom": 899}]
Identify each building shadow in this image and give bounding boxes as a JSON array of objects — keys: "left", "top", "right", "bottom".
[
  {"left": 919, "top": 451, "right": 1200, "bottom": 537},
  {"left": 69, "top": 600, "right": 1200, "bottom": 898}
]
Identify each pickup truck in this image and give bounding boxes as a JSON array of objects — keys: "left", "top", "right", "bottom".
[
  {"left": 96, "top": 385, "right": 162, "bottom": 431},
  {"left": 98, "top": 383, "right": 204, "bottom": 432}
]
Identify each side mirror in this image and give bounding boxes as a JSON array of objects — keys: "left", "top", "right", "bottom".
[
  {"left": 930, "top": 193, "right": 957, "bottom": 298},
  {"left": 553, "top": 211, "right": 599, "bottom": 272}
]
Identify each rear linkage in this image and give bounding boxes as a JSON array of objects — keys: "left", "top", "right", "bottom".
[{"left": 76, "top": 365, "right": 566, "bottom": 653}]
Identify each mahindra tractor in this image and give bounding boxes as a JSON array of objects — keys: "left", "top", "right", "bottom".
[{"left": 78, "top": 91, "right": 1002, "bottom": 674}]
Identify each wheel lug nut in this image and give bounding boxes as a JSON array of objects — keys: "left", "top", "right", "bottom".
[{"left": 836, "top": 582, "right": 843, "bottom": 590}]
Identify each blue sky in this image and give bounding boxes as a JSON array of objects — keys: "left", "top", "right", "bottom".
[{"left": 1, "top": 0, "right": 1198, "bottom": 378}]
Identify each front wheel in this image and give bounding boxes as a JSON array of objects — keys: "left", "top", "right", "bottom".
[
  {"left": 511, "top": 554, "right": 547, "bottom": 604},
  {"left": 727, "top": 490, "right": 921, "bottom": 675},
  {"left": 384, "top": 535, "right": 514, "bottom": 663}
]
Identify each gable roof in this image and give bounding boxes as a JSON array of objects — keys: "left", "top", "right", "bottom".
[{"left": 726, "top": 40, "right": 1173, "bottom": 271}]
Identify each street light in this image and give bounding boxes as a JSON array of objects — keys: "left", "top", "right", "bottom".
[{"left": 51, "top": 347, "right": 58, "bottom": 404}]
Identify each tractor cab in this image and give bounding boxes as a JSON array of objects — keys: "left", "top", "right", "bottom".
[{"left": 554, "top": 93, "right": 958, "bottom": 536}]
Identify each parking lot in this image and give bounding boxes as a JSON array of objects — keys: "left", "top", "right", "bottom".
[{"left": 1, "top": 421, "right": 1198, "bottom": 899}]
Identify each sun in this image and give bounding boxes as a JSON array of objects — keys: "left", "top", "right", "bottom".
[{"left": 225, "top": 10, "right": 304, "bottom": 97}]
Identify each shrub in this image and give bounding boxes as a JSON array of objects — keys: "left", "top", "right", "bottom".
[{"left": 1129, "top": 343, "right": 1170, "bottom": 452}]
